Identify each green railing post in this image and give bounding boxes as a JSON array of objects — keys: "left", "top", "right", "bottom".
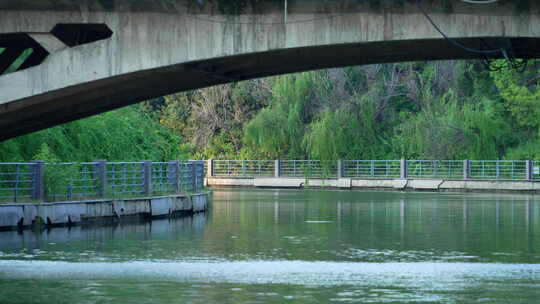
[
  {"left": 32, "top": 161, "right": 45, "bottom": 201},
  {"left": 192, "top": 161, "right": 197, "bottom": 191},
  {"left": 95, "top": 160, "right": 107, "bottom": 198},
  {"left": 526, "top": 160, "right": 533, "bottom": 181},
  {"left": 167, "top": 161, "right": 179, "bottom": 192},
  {"left": 143, "top": 161, "right": 152, "bottom": 195},
  {"left": 463, "top": 160, "right": 470, "bottom": 180},
  {"left": 274, "top": 160, "right": 280, "bottom": 177},
  {"left": 207, "top": 159, "right": 214, "bottom": 177},
  {"left": 337, "top": 160, "right": 343, "bottom": 178},
  {"left": 400, "top": 159, "right": 407, "bottom": 179}
]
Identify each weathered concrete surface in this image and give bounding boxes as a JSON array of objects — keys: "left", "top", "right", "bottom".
[
  {"left": 0, "top": 205, "right": 23, "bottom": 227},
  {"left": 151, "top": 197, "right": 173, "bottom": 217},
  {"left": 192, "top": 193, "right": 208, "bottom": 212},
  {"left": 36, "top": 202, "right": 87, "bottom": 224},
  {"left": 351, "top": 179, "right": 396, "bottom": 189},
  {"left": 448, "top": 180, "right": 539, "bottom": 191},
  {"left": 438, "top": 180, "right": 467, "bottom": 190},
  {"left": 393, "top": 179, "right": 408, "bottom": 189},
  {"left": 254, "top": 178, "right": 305, "bottom": 188},
  {"left": 306, "top": 179, "right": 337, "bottom": 188},
  {"left": 1, "top": 0, "right": 540, "bottom": 139},
  {"left": 207, "top": 177, "right": 540, "bottom": 193},
  {"left": 112, "top": 199, "right": 151, "bottom": 217},
  {"left": 207, "top": 177, "right": 255, "bottom": 187},
  {"left": 408, "top": 179, "right": 444, "bottom": 190},
  {"left": 0, "top": 192, "right": 209, "bottom": 230},
  {"left": 338, "top": 178, "right": 351, "bottom": 189}
]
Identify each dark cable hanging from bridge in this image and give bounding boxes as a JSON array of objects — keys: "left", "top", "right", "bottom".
[{"left": 415, "top": 0, "right": 527, "bottom": 72}]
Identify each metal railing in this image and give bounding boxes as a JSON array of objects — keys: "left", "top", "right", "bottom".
[
  {"left": 207, "top": 159, "right": 540, "bottom": 182},
  {"left": 280, "top": 160, "right": 338, "bottom": 178},
  {"left": 343, "top": 160, "right": 401, "bottom": 178},
  {"left": 213, "top": 160, "right": 275, "bottom": 177},
  {"left": 533, "top": 161, "right": 540, "bottom": 180},
  {"left": 0, "top": 161, "right": 205, "bottom": 203},
  {"left": 47, "top": 162, "right": 99, "bottom": 201},
  {"left": 107, "top": 162, "right": 145, "bottom": 196},
  {"left": 468, "top": 160, "right": 527, "bottom": 180},
  {"left": 0, "top": 163, "right": 37, "bottom": 202},
  {"left": 407, "top": 160, "right": 463, "bottom": 179}
]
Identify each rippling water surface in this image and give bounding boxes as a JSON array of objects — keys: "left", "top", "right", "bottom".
[{"left": 1, "top": 189, "right": 540, "bottom": 303}]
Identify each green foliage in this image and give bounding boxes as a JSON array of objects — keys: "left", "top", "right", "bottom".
[
  {"left": 505, "top": 139, "right": 540, "bottom": 160},
  {"left": 304, "top": 101, "right": 385, "bottom": 161},
  {"left": 492, "top": 63, "right": 540, "bottom": 130},
  {"left": 238, "top": 61, "right": 538, "bottom": 161},
  {"left": 243, "top": 73, "right": 313, "bottom": 159},
  {"left": 0, "top": 105, "right": 188, "bottom": 162},
  {"left": 392, "top": 92, "right": 511, "bottom": 160},
  {"left": 152, "top": 80, "right": 270, "bottom": 160},
  {"left": 33, "top": 143, "right": 58, "bottom": 162}
]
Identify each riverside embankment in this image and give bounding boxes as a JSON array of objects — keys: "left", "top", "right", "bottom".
[
  {"left": 206, "top": 159, "right": 540, "bottom": 193},
  {"left": 0, "top": 192, "right": 209, "bottom": 230},
  {"left": 0, "top": 161, "right": 209, "bottom": 230}
]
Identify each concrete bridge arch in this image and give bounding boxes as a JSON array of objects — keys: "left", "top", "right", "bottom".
[{"left": 0, "top": 0, "right": 539, "bottom": 140}]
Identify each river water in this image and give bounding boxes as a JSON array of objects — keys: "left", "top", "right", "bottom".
[{"left": 1, "top": 189, "right": 540, "bottom": 303}]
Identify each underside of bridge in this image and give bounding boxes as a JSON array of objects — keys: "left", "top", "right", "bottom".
[{"left": 0, "top": 0, "right": 539, "bottom": 140}]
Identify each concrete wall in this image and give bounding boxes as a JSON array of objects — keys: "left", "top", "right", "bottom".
[
  {"left": 1, "top": 0, "right": 540, "bottom": 139},
  {"left": 0, "top": 192, "right": 210, "bottom": 230},
  {"left": 206, "top": 177, "right": 540, "bottom": 193}
]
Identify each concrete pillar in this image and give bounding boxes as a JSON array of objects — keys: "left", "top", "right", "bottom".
[
  {"left": 197, "top": 161, "right": 204, "bottom": 189},
  {"left": 168, "top": 161, "right": 179, "bottom": 191},
  {"left": 400, "top": 159, "right": 407, "bottom": 179},
  {"left": 275, "top": 160, "right": 280, "bottom": 177},
  {"left": 94, "top": 160, "right": 107, "bottom": 198},
  {"left": 143, "top": 161, "right": 152, "bottom": 195},
  {"left": 242, "top": 160, "right": 247, "bottom": 177},
  {"left": 337, "top": 160, "right": 343, "bottom": 178},
  {"left": 526, "top": 160, "right": 533, "bottom": 181},
  {"left": 32, "top": 161, "right": 45, "bottom": 201},
  {"left": 207, "top": 159, "right": 214, "bottom": 177},
  {"left": 463, "top": 160, "right": 470, "bottom": 180},
  {"left": 191, "top": 161, "right": 197, "bottom": 191}
]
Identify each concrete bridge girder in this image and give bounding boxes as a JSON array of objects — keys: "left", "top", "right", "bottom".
[{"left": 0, "top": 0, "right": 539, "bottom": 140}]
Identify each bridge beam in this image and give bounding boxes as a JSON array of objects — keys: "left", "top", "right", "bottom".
[{"left": 0, "top": 0, "right": 539, "bottom": 140}]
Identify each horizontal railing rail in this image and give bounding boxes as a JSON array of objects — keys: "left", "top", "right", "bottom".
[
  {"left": 468, "top": 160, "right": 527, "bottom": 180},
  {"left": 407, "top": 160, "right": 463, "bottom": 179},
  {"left": 343, "top": 160, "right": 400, "bottom": 178},
  {"left": 207, "top": 159, "right": 540, "bottom": 182},
  {"left": 212, "top": 160, "right": 275, "bottom": 177},
  {"left": 0, "top": 162, "right": 37, "bottom": 202},
  {"left": 280, "top": 160, "right": 338, "bottom": 178},
  {"left": 0, "top": 160, "right": 205, "bottom": 203}
]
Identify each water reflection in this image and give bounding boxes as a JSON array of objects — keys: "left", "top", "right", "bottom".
[
  {"left": 208, "top": 189, "right": 540, "bottom": 263},
  {"left": 0, "top": 213, "right": 207, "bottom": 260},
  {"left": 1, "top": 189, "right": 540, "bottom": 303}
]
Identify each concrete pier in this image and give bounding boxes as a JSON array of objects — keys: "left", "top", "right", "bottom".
[
  {"left": 0, "top": 192, "right": 210, "bottom": 230},
  {"left": 206, "top": 177, "right": 540, "bottom": 193}
]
